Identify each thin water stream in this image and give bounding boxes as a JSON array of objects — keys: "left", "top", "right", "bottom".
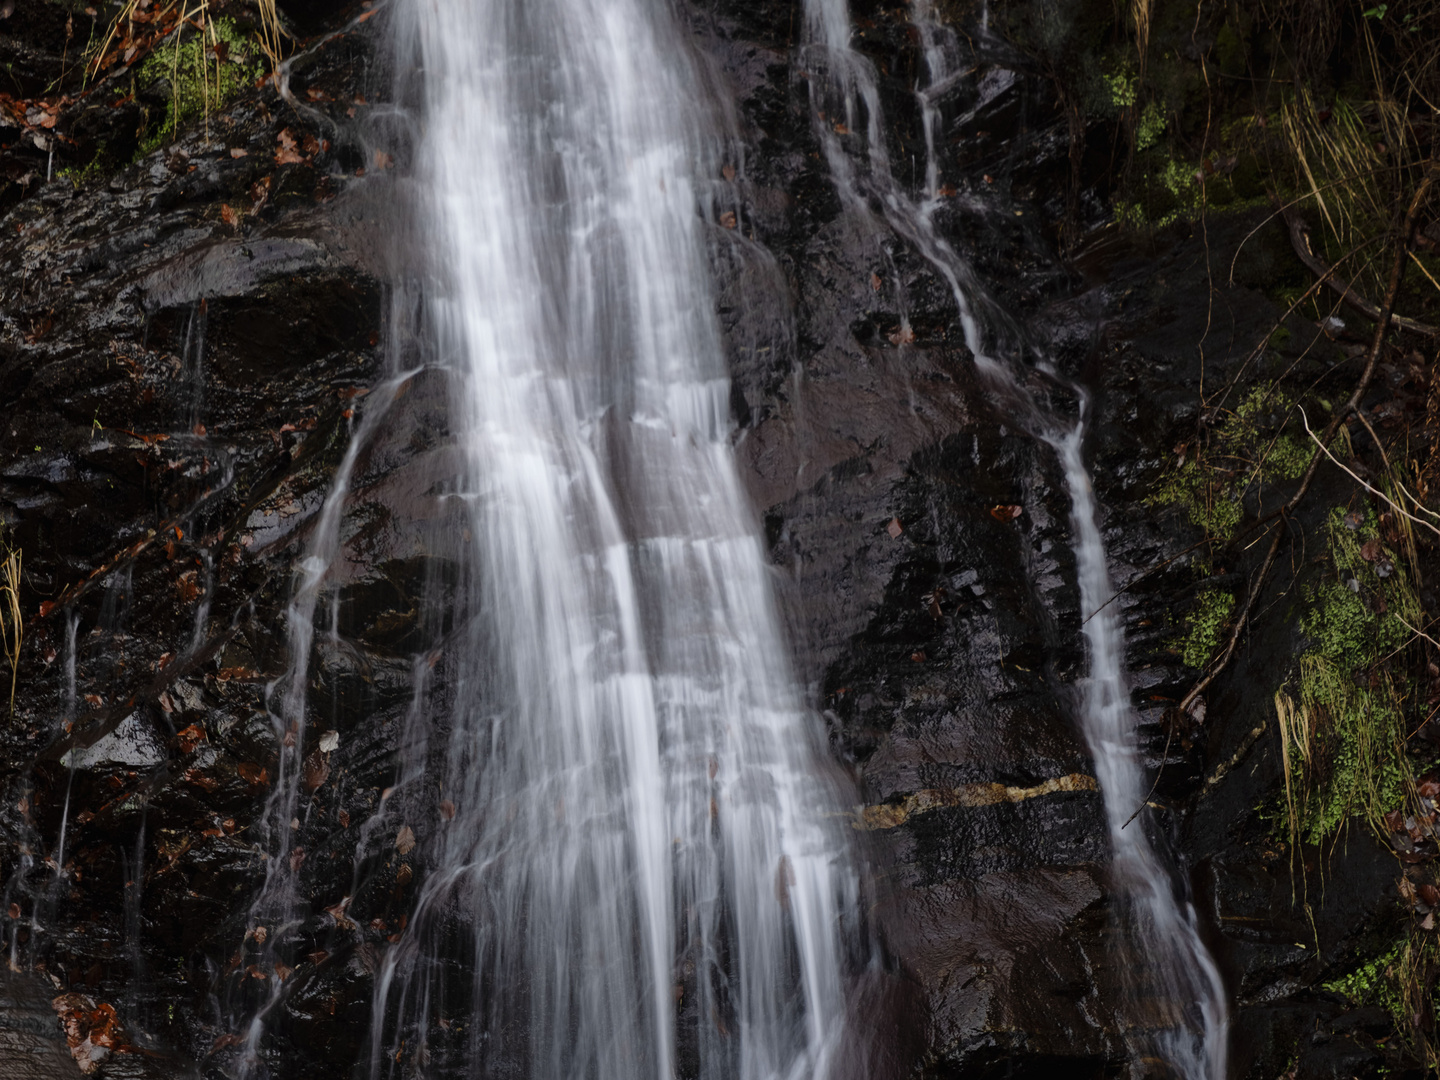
[{"left": 801, "top": 1, "right": 1230, "bottom": 1075}]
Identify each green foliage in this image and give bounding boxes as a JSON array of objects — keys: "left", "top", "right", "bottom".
[
  {"left": 1324, "top": 940, "right": 1404, "bottom": 1012},
  {"left": 1281, "top": 507, "right": 1421, "bottom": 843},
  {"left": 1179, "top": 588, "right": 1235, "bottom": 669},
  {"left": 1104, "top": 68, "right": 1137, "bottom": 110},
  {"left": 1135, "top": 101, "right": 1166, "bottom": 151},
  {"left": 1148, "top": 388, "right": 1312, "bottom": 543},
  {"left": 137, "top": 18, "right": 260, "bottom": 154}
]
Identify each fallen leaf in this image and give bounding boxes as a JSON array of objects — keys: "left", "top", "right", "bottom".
[
  {"left": 319, "top": 730, "right": 339, "bottom": 753},
  {"left": 307, "top": 950, "right": 328, "bottom": 965},
  {"left": 990, "top": 504, "right": 1023, "bottom": 523},
  {"left": 338, "top": 809, "right": 350, "bottom": 828},
  {"left": 721, "top": 164, "right": 735, "bottom": 181},
  {"left": 439, "top": 799, "right": 455, "bottom": 820},
  {"left": 887, "top": 517, "right": 903, "bottom": 539},
  {"left": 395, "top": 825, "right": 416, "bottom": 855},
  {"left": 290, "top": 847, "right": 305, "bottom": 872},
  {"left": 1420, "top": 883, "right": 1440, "bottom": 907},
  {"left": 1360, "top": 538, "right": 1383, "bottom": 562},
  {"left": 237, "top": 763, "right": 269, "bottom": 787},
  {"left": 324, "top": 897, "right": 355, "bottom": 930},
  {"left": 274, "top": 129, "right": 304, "bottom": 166},
  {"left": 176, "top": 723, "right": 206, "bottom": 754},
  {"left": 211, "top": 1033, "right": 242, "bottom": 1052},
  {"left": 870, "top": 272, "right": 881, "bottom": 292},
  {"left": 229, "top": 147, "right": 247, "bottom": 158},
  {"left": 251, "top": 925, "right": 267, "bottom": 944},
  {"left": 396, "top": 863, "right": 413, "bottom": 885},
  {"left": 719, "top": 210, "right": 737, "bottom": 229},
  {"left": 1418, "top": 775, "right": 1439, "bottom": 799},
  {"left": 220, "top": 204, "right": 239, "bottom": 228},
  {"left": 887, "top": 324, "right": 915, "bottom": 345},
  {"left": 302, "top": 749, "right": 330, "bottom": 792},
  {"left": 275, "top": 962, "right": 293, "bottom": 981}
]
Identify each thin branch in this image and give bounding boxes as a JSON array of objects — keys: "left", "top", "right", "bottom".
[
  {"left": 1298, "top": 408, "right": 1440, "bottom": 541},
  {"left": 1284, "top": 209, "right": 1440, "bottom": 337}
]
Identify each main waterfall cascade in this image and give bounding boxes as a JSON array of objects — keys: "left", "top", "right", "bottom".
[
  {"left": 800, "top": 0, "right": 1231, "bottom": 1077},
  {"left": 364, "top": 0, "right": 865, "bottom": 1078}
]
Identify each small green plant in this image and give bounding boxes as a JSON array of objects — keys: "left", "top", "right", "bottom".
[
  {"left": 1135, "top": 100, "right": 1166, "bottom": 151},
  {"left": 1277, "top": 507, "right": 1423, "bottom": 844},
  {"left": 138, "top": 17, "right": 262, "bottom": 154},
  {"left": 1179, "top": 588, "right": 1235, "bottom": 669},
  {"left": 1148, "top": 388, "right": 1311, "bottom": 545}
]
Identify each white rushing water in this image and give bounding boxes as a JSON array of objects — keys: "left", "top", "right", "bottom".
[
  {"left": 369, "top": 0, "right": 864, "bottom": 1078},
  {"left": 800, "top": 1, "right": 1230, "bottom": 1076}
]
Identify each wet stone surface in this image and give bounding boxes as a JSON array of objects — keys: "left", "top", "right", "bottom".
[{"left": 0, "top": 0, "right": 1417, "bottom": 1078}]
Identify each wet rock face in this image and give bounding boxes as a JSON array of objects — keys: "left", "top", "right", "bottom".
[{"left": 0, "top": 1, "right": 1410, "bottom": 1078}]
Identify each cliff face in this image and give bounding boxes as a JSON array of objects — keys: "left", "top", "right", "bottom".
[{"left": 0, "top": 0, "right": 1428, "bottom": 1077}]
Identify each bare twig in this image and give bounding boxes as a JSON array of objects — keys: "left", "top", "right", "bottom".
[
  {"left": 1284, "top": 209, "right": 1440, "bottom": 337},
  {"left": 1298, "top": 408, "right": 1440, "bottom": 540}
]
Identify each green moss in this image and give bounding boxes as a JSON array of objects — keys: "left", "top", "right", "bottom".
[
  {"left": 137, "top": 18, "right": 261, "bottom": 154},
  {"left": 1148, "top": 388, "right": 1314, "bottom": 542},
  {"left": 1282, "top": 507, "right": 1422, "bottom": 843},
  {"left": 1325, "top": 940, "right": 1404, "bottom": 1013},
  {"left": 1179, "top": 588, "right": 1235, "bottom": 668},
  {"left": 1147, "top": 460, "right": 1244, "bottom": 541},
  {"left": 1135, "top": 100, "right": 1166, "bottom": 151}
]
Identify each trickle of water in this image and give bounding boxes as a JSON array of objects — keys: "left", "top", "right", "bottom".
[
  {"left": 367, "top": 1, "right": 866, "bottom": 1078},
  {"left": 800, "top": 1, "right": 1229, "bottom": 1075}
]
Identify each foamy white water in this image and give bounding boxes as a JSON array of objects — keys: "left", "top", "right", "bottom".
[
  {"left": 368, "top": 1, "right": 864, "bottom": 1078},
  {"left": 800, "top": 1, "right": 1230, "bottom": 1075}
]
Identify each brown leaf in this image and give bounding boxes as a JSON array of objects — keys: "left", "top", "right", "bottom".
[
  {"left": 395, "top": 825, "right": 416, "bottom": 855},
  {"left": 289, "top": 847, "right": 305, "bottom": 872},
  {"left": 7, "top": 903, "right": 19, "bottom": 918},
  {"left": 721, "top": 164, "right": 735, "bottom": 181},
  {"left": 183, "top": 768, "right": 219, "bottom": 792},
  {"left": 176, "top": 723, "right": 206, "bottom": 754},
  {"left": 211, "top": 1033, "right": 243, "bottom": 1052},
  {"left": 990, "top": 504, "right": 1023, "bottom": 523},
  {"left": 719, "top": 210, "right": 737, "bottom": 229},
  {"left": 887, "top": 324, "right": 915, "bottom": 345},
  {"left": 338, "top": 809, "right": 350, "bottom": 828},
  {"left": 307, "top": 949, "right": 329, "bottom": 966},
  {"left": 302, "top": 748, "right": 330, "bottom": 793},
  {"left": 229, "top": 147, "right": 248, "bottom": 158},
  {"left": 887, "top": 517, "right": 903, "bottom": 539},
  {"left": 870, "top": 272, "right": 881, "bottom": 292},
  {"left": 1420, "top": 883, "right": 1440, "bottom": 907},
  {"left": 220, "top": 203, "right": 239, "bottom": 228},
  {"left": 1418, "top": 775, "right": 1440, "bottom": 799},
  {"left": 1360, "top": 537, "right": 1383, "bottom": 562},
  {"left": 274, "top": 962, "right": 293, "bottom": 981},
  {"left": 396, "top": 863, "right": 413, "bottom": 885},
  {"left": 237, "top": 763, "right": 269, "bottom": 787},
  {"left": 176, "top": 570, "right": 200, "bottom": 604},
  {"left": 439, "top": 799, "right": 455, "bottom": 820},
  {"left": 274, "top": 129, "right": 304, "bottom": 166}
]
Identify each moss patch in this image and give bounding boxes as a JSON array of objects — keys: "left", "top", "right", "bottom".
[{"left": 137, "top": 17, "right": 261, "bottom": 155}]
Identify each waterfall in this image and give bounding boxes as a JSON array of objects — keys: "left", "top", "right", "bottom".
[
  {"left": 368, "top": 0, "right": 865, "bottom": 1078},
  {"left": 800, "top": 1, "right": 1230, "bottom": 1076}
]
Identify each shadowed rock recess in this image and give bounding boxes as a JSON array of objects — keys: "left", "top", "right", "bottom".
[{"left": 1, "top": 0, "right": 1433, "bottom": 1078}]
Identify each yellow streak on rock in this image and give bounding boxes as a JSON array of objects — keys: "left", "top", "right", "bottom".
[{"left": 855, "top": 773, "right": 1099, "bottom": 830}]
